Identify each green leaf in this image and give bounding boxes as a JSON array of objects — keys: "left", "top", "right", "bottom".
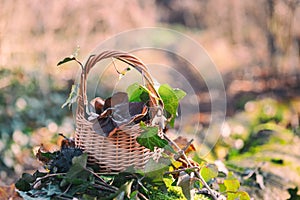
[
  {"left": 57, "top": 56, "right": 76, "bottom": 66},
  {"left": 287, "top": 187, "right": 300, "bottom": 200},
  {"left": 65, "top": 154, "right": 90, "bottom": 184},
  {"left": 137, "top": 123, "right": 168, "bottom": 151},
  {"left": 15, "top": 173, "right": 35, "bottom": 191},
  {"left": 158, "top": 84, "right": 186, "bottom": 127},
  {"left": 103, "top": 180, "right": 134, "bottom": 200},
  {"left": 173, "top": 88, "right": 186, "bottom": 101},
  {"left": 61, "top": 84, "right": 79, "bottom": 109},
  {"left": 224, "top": 172, "right": 240, "bottom": 192},
  {"left": 219, "top": 183, "right": 226, "bottom": 193},
  {"left": 72, "top": 153, "right": 87, "bottom": 167},
  {"left": 21, "top": 173, "right": 35, "bottom": 183},
  {"left": 120, "top": 180, "right": 134, "bottom": 199},
  {"left": 227, "top": 191, "right": 250, "bottom": 200},
  {"left": 200, "top": 163, "right": 218, "bottom": 182},
  {"left": 163, "top": 174, "right": 175, "bottom": 188},
  {"left": 270, "top": 158, "right": 284, "bottom": 165},
  {"left": 127, "top": 83, "right": 149, "bottom": 102},
  {"left": 177, "top": 172, "right": 194, "bottom": 200},
  {"left": 45, "top": 184, "right": 62, "bottom": 197},
  {"left": 129, "top": 190, "right": 139, "bottom": 200},
  {"left": 144, "top": 157, "right": 170, "bottom": 184},
  {"left": 15, "top": 180, "right": 31, "bottom": 192}
]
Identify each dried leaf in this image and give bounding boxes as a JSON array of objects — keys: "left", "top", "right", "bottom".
[
  {"left": 35, "top": 144, "right": 56, "bottom": 164},
  {"left": 103, "top": 92, "right": 128, "bottom": 110},
  {"left": 93, "top": 93, "right": 149, "bottom": 137},
  {"left": 173, "top": 136, "right": 196, "bottom": 154},
  {"left": 90, "top": 97, "right": 105, "bottom": 114},
  {"left": 0, "top": 184, "right": 21, "bottom": 199},
  {"left": 59, "top": 133, "right": 75, "bottom": 149},
  {"left": 255, "top": 171, "right": 265, "bottom": 190}
]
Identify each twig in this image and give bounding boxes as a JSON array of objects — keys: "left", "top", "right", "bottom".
[
  {"left": 137, "top": 192, "right": 149, "bottom": 200},
  {"left": 163, "top": 133, "right": 218, "bottom": 200},
  {"left": 85, "top": 168, "right": 118, "bottom": 192},
  {"left": 92, "top": 184, "right": 118, "bottom": 193},
  {"left": 164, "top": 166, "right": 199, "bottom": 175},
  {"left": 163, "top": 133, "right": 181, "bottom": 150},
  {"left": 32, "top": 173, "right": 66, "bottom": 186},
  {"left": 57, "top": 183, "right": 72, "bottom": 199},
  {"left": 197, "top": 188, "right": 226, "bottom": 200},
  {"left": 74, "top": 57, "right": 84, "bottom": 71},
  {"left": 194, "top": 170, "right": 218, "bottom": 200}
]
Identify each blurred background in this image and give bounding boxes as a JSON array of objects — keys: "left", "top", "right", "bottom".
[{"left": 1, "top": 0, "right": 299, "bottom": 198}]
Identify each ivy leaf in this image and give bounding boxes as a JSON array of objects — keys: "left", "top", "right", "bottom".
[
  {"left": 158, "top": 84, "right": 186, "bottom": 127},
  {"left": 177, "top": 172, "right": 195, "bottom": 200},
  {"left": 57, "top": 56, "right": 76, "bottom": 66},
  {"left": 224, "top": 172, "right": 240, "bottom": 192},
  {"left": 72, "top": 153, "right": 87, "bottom": 168},
  {"left": 65, "top": 154, "right": 90, "bottom": 186},
  {"left": 143, "top": 157, "right": 170, "bottom": 185},
  {"left": 227, "top": 191, "right": 251, "bottom": 200},
  {"left": 44, "top": 184, "right": 62, "bottom": 198},
  {"left": 200, "top": 163, "right": 218, "bottom": 182},
  {"left": 61, "top": 84, "right": 79, "bottom": 109},
  {"left": 173, "top": 88, "right": 186, "bottom": 101},
  {"left": 127, "top": 83, "right": 150, "bottom": 102},
  {"left": 287, "top": 187, "right": 300, "bottom": 200},
  {"left": 136, "top": 122, "right": 168, "bottom": 151},
  {"left": 15, "top": 173, "right": 34, "bottom": 192},
  {"left": 130, "top": 190, "right": 139, "bottom": 199}
]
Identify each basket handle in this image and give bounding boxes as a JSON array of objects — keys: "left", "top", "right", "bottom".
[{"left": 76, "top": 50, "right": 164, "bottom": 118}]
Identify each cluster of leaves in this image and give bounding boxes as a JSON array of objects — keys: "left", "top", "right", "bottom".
[
  {"left": 16, "top": 148, "right": 252, "bottom": 200},
  {"left": 127, "top": 83, "right": 186, "bottom": 128},
  {"left": 15, "top": 133, "right": 251, "bottom": 200}
]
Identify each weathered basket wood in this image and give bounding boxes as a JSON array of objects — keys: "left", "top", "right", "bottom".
[{"left": 75, "top": 50, "right": 163, "bottom": 172}]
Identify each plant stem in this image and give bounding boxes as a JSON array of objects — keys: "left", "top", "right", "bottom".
[
  {"left": 163, "top": 133, "right": 219, "bottom": 200},
  {"left": 164, "top": 166, "right": 199, "bottom": 175},
  {"left": 32, "top": 173, "right": 66, "bottom": 186},
  {"left": 74, "top": 58, "right": 84, "bottom": 70},
  {"left": 194, "top": 170, "right": 218, "bottom": 200},
  {"left": 85, "top": 168, "right": 118, "bottom": 191}
]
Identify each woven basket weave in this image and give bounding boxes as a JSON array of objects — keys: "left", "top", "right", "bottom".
[{"left": 75, "top": 50, "right": 164, "bottom": 172}]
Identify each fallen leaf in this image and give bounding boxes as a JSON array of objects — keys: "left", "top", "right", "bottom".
[
  {"left": 173, "top": 136, "right": 196, "bottom": 154},
  {"left": 0, "top": 184, "right": 22, "bottom": 199}
]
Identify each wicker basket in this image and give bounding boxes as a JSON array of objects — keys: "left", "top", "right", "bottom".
[{"left": 75, "top": 50, "right": 164, "bottom": 172}]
